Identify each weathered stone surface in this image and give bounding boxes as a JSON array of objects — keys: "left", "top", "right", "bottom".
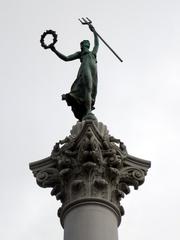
[{"left": 29, "top": 120, "right": 151, "bottom": 226}]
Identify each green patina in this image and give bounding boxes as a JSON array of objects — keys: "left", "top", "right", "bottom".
[{"left": 50, "top": 25, "right": 99, "bottom": 121}]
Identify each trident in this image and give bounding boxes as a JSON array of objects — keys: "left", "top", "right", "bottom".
[{"left": 79, "top": 17, "right": 123, "bottom": 62}]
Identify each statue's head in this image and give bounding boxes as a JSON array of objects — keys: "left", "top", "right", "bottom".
[{"left": 80, "top": 40, "right": 90, "bottom": 50}]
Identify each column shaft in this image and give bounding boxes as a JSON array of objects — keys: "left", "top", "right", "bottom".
[{"left": 64, "top": 204, "right": 118, "bottom": 240}]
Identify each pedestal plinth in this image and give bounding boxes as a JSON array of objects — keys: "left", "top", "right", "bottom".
[{"left": 29, "top": 120, "right": 151, "bottom": 239}]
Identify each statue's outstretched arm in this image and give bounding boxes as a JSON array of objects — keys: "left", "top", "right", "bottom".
[
  {"left": 50, "top": 46, "right": 80, "bottom": 61},
  {"left": 89, "top": 25, "right": 99, "bottom": 55}
]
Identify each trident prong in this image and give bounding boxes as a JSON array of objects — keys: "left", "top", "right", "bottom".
[
  {"left": 78, "top": 19, "right": 83, "bottom": 24},
  {"left": 79, "top": 17, "right": 92, "bottom": 25},
  {"left": 86, "top": 17, "right": 92, "bottom": 23},
  {"left": 78, "top": 17, "right": 123, "bottom": 62}
]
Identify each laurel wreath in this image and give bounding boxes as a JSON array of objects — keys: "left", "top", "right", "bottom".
[{"left": 40, "top": 30, "right": 58, "bottom": 49}]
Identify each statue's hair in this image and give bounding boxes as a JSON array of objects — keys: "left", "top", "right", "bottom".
[{"left": 80, "top": 40, "right": 90, "bottom": 48}]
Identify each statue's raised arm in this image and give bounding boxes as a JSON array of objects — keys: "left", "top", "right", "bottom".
[{"left": 89, "top": 25, "right": 99, "bottom": 55}]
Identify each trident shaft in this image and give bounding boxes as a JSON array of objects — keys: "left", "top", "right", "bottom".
[{"left": 79, "top": 17, "right": 123, "bottom": 62}]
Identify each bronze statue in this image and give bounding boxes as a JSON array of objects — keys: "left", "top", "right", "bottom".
[
  {"left": 40, "top": 18, "right": 123, "bottom": 121},
  {"left": 51, "top": 24, "right": 98, "bottom": 121}
]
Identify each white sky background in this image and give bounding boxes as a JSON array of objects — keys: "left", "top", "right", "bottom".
[{"left": 1, "top": 0, "right": 180, "bottom": 239}]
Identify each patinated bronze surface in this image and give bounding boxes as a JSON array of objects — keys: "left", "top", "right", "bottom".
[
  {"left": 41, "top": 24, "right": 98, "bottom": 121},
  {"left": 40, "top": 18, "right": 124, "bottom": 121}
]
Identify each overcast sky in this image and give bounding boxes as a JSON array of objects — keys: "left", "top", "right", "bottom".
[{"left": 1, "top": 0, "right": 180, "bottom": 239}]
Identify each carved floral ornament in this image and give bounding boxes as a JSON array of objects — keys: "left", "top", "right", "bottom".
[{"left": 29, "top": 120, "right": 151, "bottom": 224}]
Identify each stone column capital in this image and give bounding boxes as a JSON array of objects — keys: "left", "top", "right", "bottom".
[{"left": 29, "top": 120, "right": 151, "bottom": 226}]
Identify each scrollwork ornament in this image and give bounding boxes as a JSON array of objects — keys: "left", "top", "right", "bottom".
[
  {"left": 36, "top": 171, "right": 49, "bottom": 182},
  {"left": 40, "top": 30, "right": 58, "bottom": 49},
  {"left": 36, "top": 168, "right": 59, "bottom": 188},
  {"left": 132, "top": 169, "right": 145, "bottom": 181}
]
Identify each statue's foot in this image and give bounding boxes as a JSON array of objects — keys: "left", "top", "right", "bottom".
[{"left": 82, "top": 112, "right": 97, "bottom": 121}]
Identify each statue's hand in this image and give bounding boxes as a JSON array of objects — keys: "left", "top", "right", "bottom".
[
  {"left": 89, "top": 25, "right": 95, "bottom": 32},
  {"left": 49, "top": 44, "right": 56, "bottom": 51}
]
